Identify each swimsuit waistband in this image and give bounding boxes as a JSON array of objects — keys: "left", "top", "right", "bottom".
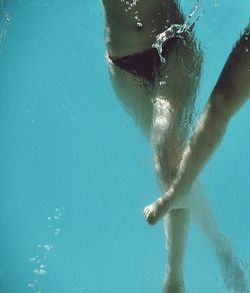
[{"left": 107, "top": 37, "right": 178, "bottom": 82}]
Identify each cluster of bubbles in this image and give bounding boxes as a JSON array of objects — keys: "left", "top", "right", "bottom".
[
  {"left": 120, "top": 0, "right": 143, "bottom": 28},
  {"left": 120, "top": 0, "right": 139, "bottom": 12},
  {"left": 47, "top": 207, "right": 64, "bottom": 236},
  {"left": 27, "top": 207, "right": 64, "bottom": 293},
  {"left": 134, "top": 10, "right": 143, "bottom": 29}
]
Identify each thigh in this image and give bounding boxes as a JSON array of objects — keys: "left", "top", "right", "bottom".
[
  {"left": 152, "top": 36, "right": 203, "bottom": 187},
  {"left": 108, "top": 61, "right": 155, "bottom": 138}
]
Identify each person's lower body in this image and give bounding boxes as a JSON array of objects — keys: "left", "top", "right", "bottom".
[
  {"left": 107, "top": 35, "right": 247, "bottom": 292},
  {"left": 152, "top": 38, "right": 199, "bottom": 292}
]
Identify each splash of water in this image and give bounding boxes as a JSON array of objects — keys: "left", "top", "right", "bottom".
[{"left": 152, "top": 0, "right": 202, "bottom": 62}]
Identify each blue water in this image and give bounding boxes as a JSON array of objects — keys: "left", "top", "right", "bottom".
[{"left": 0, "top": 1, "right": 249, "bottom": 292}]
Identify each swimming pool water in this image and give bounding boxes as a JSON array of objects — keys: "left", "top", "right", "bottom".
[{"left": 0, "top": 0, "right": 249, "bottom": 292}]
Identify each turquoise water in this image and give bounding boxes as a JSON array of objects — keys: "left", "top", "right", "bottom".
[{"left": 0, "top": 1, "right": 249, "bottom": 292}]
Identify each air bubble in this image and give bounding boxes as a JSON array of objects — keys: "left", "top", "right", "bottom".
[
  {"left": 34, "top": 269, "right": 46, "bottom": 275},
  {"left": 44, "top": 244, "right": 53, "bottom": 251},
  {"left": 29, "top": 257, "right": 36, "bottom": 263},
  {"left": 137, "top": 22, "right": 143, "bottom": 28}
]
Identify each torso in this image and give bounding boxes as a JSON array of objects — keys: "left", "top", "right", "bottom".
[{"left": 102, "top": 0, "right": 184, "bottom": 56}]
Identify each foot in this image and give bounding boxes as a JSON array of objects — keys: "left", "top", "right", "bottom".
[{"left": 144, "top": 197, "right": 170, "bottom": 225}]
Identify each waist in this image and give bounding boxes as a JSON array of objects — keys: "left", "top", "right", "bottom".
[{"left": 107, "top": 37, "right": 178, "bottom": 82}]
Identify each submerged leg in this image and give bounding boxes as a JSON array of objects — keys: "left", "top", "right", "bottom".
[
  {"left": 190, "top": 182, "right": 248, "bottom": 292},
  {"left": 144, "top": 25, "right": 250, "bottom": 224},
  {"left": 162, "top": 181, "right": 248, "bottom": 292},
  {"left": 153, "top": 132, "right": 191, "bottom": 293},
  {"left": 149, "top": 33, "right": 202, "bottom": 292},
  {"left": 163, "top": 208, "right": 190, "bottom": 293}
]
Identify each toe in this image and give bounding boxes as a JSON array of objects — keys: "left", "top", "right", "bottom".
[
  {"left": 146, "top": 209, "right": 152, "bottom": 218},
  {"left": 144, "top": 206, "right": 150, "bottom": 215},
  {"left": 147, "top": 217, "right": 154, "bottom": 225}
]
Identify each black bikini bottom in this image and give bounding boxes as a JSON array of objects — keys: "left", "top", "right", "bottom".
[{"left": 109, "top": 37, "right": 177, "bottom": 82}]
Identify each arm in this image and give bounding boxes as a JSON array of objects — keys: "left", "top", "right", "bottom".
[{"left": 145, "top": 25, "right": 250, "bottom": 224}]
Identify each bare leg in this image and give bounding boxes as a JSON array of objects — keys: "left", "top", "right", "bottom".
[
  {"left": 160, "top": 179, "right": 248, "bottom": 292},
  {"left": 148, "top": 33, "right": 203, "bottom": 291},
  {"left": 109, "top": 47, "right": 248, "bottom": 292},
  {"left": 163, "top": 209, "right": 189, "bottom": 293},
  {"left": 109, "top": 32, "right": 248, "bottom": 291},
  {"left": 152, "top": 98, "right": 192, "bottom": 292},
  {"left": 144, "top": 25, "right": 250, "bottom": 224},
  {"left": 106, "top": 13, "right": 247, "bottom": 291},
  {"left": 190, "top": 182, "right": 248, "bottom": 292},
  {"left": 157, "top": 149, "right": 191, "bottom": 293},
  {"left": 161, "top": 180, "right": 248, "bottom": 293}
]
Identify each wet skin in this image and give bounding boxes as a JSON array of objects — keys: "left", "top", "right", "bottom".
[{"left": 102, "top": 1, "right": 249, "bottom": 292}]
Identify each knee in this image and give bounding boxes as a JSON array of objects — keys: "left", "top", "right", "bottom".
[{"left": 154, "top": 151, "right": 180, "bottom": 186}]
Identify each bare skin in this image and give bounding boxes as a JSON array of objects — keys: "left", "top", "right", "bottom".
[
  {"left": 102, "top": 0, "right": 248, "bottom": 292},
  {"left": 144, "top": 25, "right": 250, "bottom": 225}
]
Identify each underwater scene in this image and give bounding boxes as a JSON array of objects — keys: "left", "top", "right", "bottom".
[{"left": 0, "top": 0, "right": 249, "bottom": 292}]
